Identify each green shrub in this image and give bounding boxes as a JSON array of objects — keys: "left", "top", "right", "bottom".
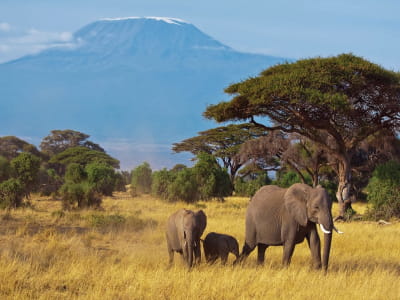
[
  {"left": 0, "top": 178, "right": 24, "bottom": 208},
  {"left": 65, "top": 163, "right": 86, "bottom": 184},
  {"left": 167, "top": 168, "right": 198, "bottom": 203},
  {"left": 10, "top": 152, "right": 41, "bottom": 196},
  {"left": 192, "top": 153, "right": 232, "bottom": 201},
  {"left": 0, "top": 156, "right": 11, "bottom": 182},
  {"left": 85, "top": 162, "right": 116, "bottom": 196},
  {"left": 366, "top": 161, "right": 400, "bottom": 220},
  {"left": 131, "top": 162, "right": 152, "bottom": 195},
  {"left": 60, "top": 181, "right": 101, "bottom": 209},
  {"left": 151, "top": 168, "right": 175, "bottom": 200}
]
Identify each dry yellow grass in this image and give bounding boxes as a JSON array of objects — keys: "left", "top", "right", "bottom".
[{"left": 0, "top": 193, "right": 399, "bottom": 299}]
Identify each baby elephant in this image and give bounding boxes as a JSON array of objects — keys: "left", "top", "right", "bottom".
[{"left": 203, "top": 232, "right": 239, "bottom": 265}]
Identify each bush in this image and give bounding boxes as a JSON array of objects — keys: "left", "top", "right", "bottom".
[
  {"left": 192, "top": 153, "right": 232, "bottom": 201},
  {"left": 131, "top": 162, "right": 152, "bottom": 195},
  {"left": 64, "top": 163, "right": 86, "bottom": 184},
  {"left": 0, "top": 178, "right": 25, "bottom": 208},
  {"left": 0, "top": 155, "right": 11, "bottom": 182},
  {"left": 366, "top": 161, "right": 400, "bottom": 220},
  {"left": 85, "top": 162, "right": 116, "bottom": 196},
  {"left": 151, "top": 168, "right": 175, "bottom": 200},
  {"left": 167, "top": 168, "right": 198, "bottom": 203},
  {"left": 10, "top": 152, "right": 41, "bottom": 196},
  {"left": 38, "top": 168, "right": 63, "bottom": 196},
  {"left": 60, "top": 181, "right": 101, "bottom": 209}
]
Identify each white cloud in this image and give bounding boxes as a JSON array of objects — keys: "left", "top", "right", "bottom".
[
  {"left": 0, "top": 22, "right": 11, "bottom": 32},
  {"left": 0, "top": 25, "right": 75, "bottom": 63}
]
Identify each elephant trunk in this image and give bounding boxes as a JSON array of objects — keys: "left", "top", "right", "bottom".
[
  {"left": 322, "top": 232, "right": 332, "bottom": 271},
  {"left": 187, "top": 238, "right": 194, "bottom": 268},
  {"left": 188, "top": 245, "right": 194, "bottom": 268},
  {"left": 320, "top": 213, "right": 333, "bottom": 271}
]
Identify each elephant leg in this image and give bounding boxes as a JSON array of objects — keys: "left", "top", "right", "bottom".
[
  {"left": 257, "top": 244, "right": 268, "bottom": 265},
  {"left": 166, "top": 239, "right": 174, "bottom": 266},
  {"left": 306, "top": 228, "right": 322, "bottom": 269},
  {"left": 221, "top": 252, "right": 229, "bottom": 265},
  {"left": 194, "top": 245, "right": 201, "bottom": 265},
  {"left": 208, "top": 254, "right": 218, "bottom": 264},
  {"left": 282, "top": 241, "right": 296, "bottom": 267},
  {"left": 236, "top": 242, "right": 255, "bottom": 264}
]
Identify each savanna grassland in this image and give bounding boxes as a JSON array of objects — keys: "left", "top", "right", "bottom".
[{"left": 0, "top": 193, "right": 399, "bottom": 300}]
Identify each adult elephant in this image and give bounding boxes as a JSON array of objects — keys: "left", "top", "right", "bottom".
[
  {"left": 166, "top": 209, "right": 207, "bottom": 268},
  {"left": 239, "top": 183, "right": 341, "bottom": 271}
]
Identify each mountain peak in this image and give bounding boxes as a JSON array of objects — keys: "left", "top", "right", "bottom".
[{"left": 99, "top": 17, "right": 190, "bottom": 26}]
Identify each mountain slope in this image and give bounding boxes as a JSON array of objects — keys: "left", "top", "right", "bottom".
[{"left": 0, "top": 17, "right": 288, "bottom": 169}]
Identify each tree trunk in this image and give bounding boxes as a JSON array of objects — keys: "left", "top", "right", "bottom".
[{"left": 335, "top": 159, "right": 353, "bottom": 220}]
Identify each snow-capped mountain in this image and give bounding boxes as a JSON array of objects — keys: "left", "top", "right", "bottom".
[{"left": 0, "top": 17, "right": 287, "bottom": 169}]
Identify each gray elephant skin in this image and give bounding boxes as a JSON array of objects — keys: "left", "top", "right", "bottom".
[
  {"left": 203, "top": 232, "right": 240, "bottom": 265},
  {"left": 166, "top": 209, "right": 207, "bottom": 268},
  {"left": 239, "top": 183, "right": 334, "bottom": 270}
]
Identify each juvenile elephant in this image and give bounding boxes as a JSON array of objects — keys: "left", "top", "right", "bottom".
[
  {"left": 166, "top": 209, "right": 207, "bottom": 268},
  {"left": 238, "top": 183, "right": 341, "bottom": 271},
  {"left": 203, "top": 232, "right": 239, "bottom": 265}
]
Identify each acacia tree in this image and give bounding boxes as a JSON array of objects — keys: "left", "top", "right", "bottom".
[
  {"left": 40, "top": 129, "right": 104, "bottom": 157},
  {"left": 0, "top": 136, "right": 41, "bottom": 160},
  {"left": 240, "top": 132, "right": 328, "bottom": 187},
  {"left": 204, "top": 54, "right": 400, "bottom": 219},
  {"left": 172, "top": 123, "right": 265, "bottom": 182}
]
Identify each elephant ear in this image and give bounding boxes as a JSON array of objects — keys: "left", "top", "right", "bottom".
[
  {"left": 284, "top": 183, "right": 308, "bottom": 227},
  {"left": 196, "top": 210, "right": 207, "bottom": 226}
]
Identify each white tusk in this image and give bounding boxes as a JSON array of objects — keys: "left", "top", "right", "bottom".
[
  {"left": 320, "top": 224, "right": 332, "bottom": 234},
  {"left": 333, "top": 226, "right": 344, "bottom": 234}
]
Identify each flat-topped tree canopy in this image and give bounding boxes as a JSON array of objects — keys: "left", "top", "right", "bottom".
[
  {"left": 172, "top": 123, "right": 266, "bottom": 182},
  {"left": 204, "top": 53, "right": 400, "bottom": 218}
]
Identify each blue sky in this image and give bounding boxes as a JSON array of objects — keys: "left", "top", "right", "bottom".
[{"left": 1, "top": 0, "right": 399, "bottom": 70}]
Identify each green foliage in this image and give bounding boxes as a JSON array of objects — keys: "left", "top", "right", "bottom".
[
  {"left": 0, "top": 155, "right": 11, "bottom": 182},
  {"left": 167, "top": 168, "right": 198, "bottom": 203},
  {"left": 40, "top": 129, "right": 104, "bottom": 157},
  {"left": 113, "top": 171, "right": 127, "bottom": 192},
  {"left": 49, "top": 146, "right": 120, "bottom": 173},
  {"left": 0, "top": 136, "right": 41, "bottom": 160},
  {"left": 65, "top": 163, "right": 86, "bottom": 184},
  {"left": 319, "top": 179, "right": 338, "bottom": 202},
  {"left": 10, "top": 152, "right": 41, "bottom": 196},
  {"left": 0, "top": 178, "right": 24, "bottom": 208},
  {"left": 234, "top": 172, "right": 271, "bottom": 197},
  {"left": 151, "top": 168, "right": 175, "bottom": 200},
  {"left": 192, "top": 153, "right": 232, "bottom": 201},
  {"left": 366, "top": 161, "right": 400, "bottom": 220},
  {"left": 60, "top": 181, "right": 101, "bottom": 209},
  {"left": 37, "top": 167, "right": 63, "bottom": 196},
  {"left": 131, "top": 162, "right": 152, "bottom": 195},
  {"left": 172, "top": 124, "right": 266, "bottom": 180},
  {"left": 85, "top": 162, "right": 116, "bottom": 196},
  {"left": 60, "top": 163, "right": 110, "bottom": 209}
]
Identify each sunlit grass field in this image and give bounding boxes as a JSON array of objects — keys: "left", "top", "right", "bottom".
[{"left": 0, "top": 192, "right": 399, "bottom": 299}]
